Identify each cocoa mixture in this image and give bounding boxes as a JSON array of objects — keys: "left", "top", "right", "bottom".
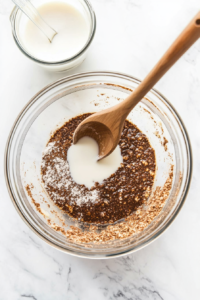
[
  {"left": 65, "top": 166, "right": 174, "bottom": 244},
  {"left": 41, "top": 114, "right": 156, "bottom": 224}
]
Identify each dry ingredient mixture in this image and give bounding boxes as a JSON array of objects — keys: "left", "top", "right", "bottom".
[
  {"left": 41, "top": 113, "right": 156, "bottom": 224},
  {"left": 26, "top": 165, "right": 173, "bottom": 244}
]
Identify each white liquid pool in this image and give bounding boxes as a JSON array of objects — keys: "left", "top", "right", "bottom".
[{"left": 67, "top": 137, "right": 123, "bottom": 189}]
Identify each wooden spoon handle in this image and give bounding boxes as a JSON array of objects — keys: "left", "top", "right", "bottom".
[{"left": 123, "top": 11, "right": 200, "bottom": 112}]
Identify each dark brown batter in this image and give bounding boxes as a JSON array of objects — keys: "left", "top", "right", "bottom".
[{"left": 41, "top": 114, "right": 156, "bottom": 224}]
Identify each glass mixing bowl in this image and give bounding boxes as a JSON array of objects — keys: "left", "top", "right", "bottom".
[
  {"left": 10, "top": 0, "right": 96, "bottom": 71},
  {"left": 5, "top": 72, "right": 192, "bottom": 258}
]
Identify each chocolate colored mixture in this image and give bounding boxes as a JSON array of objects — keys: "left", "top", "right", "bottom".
[{"left": 41, "top": 114, "right": 156, "bottom": 224}]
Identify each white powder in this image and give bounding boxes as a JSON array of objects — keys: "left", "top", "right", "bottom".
[
  {"left": 41, "top": 143, "right": 99, "bottom": 206},
  {"left": 42, "top": 142, "right": 55, "bottom": 156}
]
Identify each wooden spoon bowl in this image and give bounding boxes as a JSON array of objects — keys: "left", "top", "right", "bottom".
[{"left": 73, "top": 118, "right": 114, "bottom": 160}]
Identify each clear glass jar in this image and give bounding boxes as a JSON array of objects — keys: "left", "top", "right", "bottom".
[
  {"left": 5, "top": 72, "right": 192, "bottom": 258},
  {"left": 10, "top": 0, "right": 96, "bottom": 72}
]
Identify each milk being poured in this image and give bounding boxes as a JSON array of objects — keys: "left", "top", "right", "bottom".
[
  {"left": 67, "top": 137, "right": 123, "bottom": 189},
  {"left": 22, "top": 1, "right": 90, "bottom": 62}
]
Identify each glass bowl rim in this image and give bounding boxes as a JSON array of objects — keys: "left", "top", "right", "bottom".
[
  {"left": 9, "top": 0, "right": 96, "bottom": 65},
  {"left": 4, "top": 71, "right": 193, "bottom": 258}
]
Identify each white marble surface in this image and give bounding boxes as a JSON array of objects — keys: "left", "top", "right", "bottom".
[{"left": 0, "top": 0, "right": 200, "bottom": 299}]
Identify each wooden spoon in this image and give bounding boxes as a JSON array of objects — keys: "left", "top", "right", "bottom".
[{"left": 74, "top": 12, "right": 200, "bottom": 160}]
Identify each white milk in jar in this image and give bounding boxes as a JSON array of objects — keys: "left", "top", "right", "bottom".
[{"left": 21, "top": 1, "right": 91, "bottom": 62}]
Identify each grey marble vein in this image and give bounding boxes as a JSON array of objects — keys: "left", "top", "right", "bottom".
[{"left": 21, "top": 295, "right": 37, "bottom": 300}]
